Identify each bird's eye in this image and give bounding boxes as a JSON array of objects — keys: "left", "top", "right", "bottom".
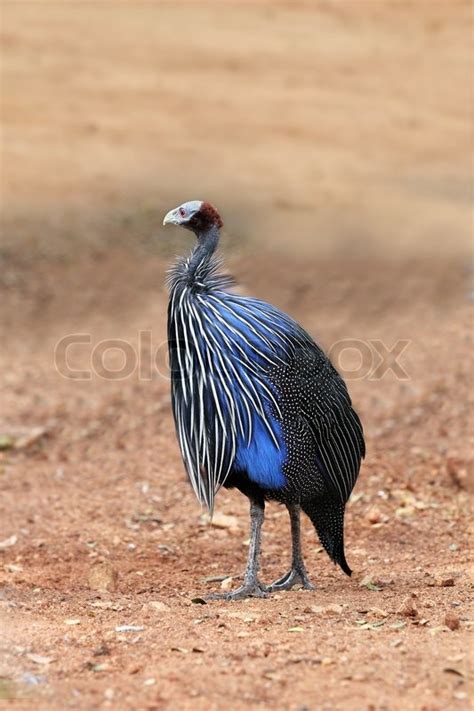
[{"left": 179, "top": 207, "right": 186, "bottom": 217}]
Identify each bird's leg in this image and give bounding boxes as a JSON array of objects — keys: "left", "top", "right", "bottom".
[
  {"left": 207, "top": 498, "right": 268, "bottom": 600},
  {"left": 267, "top": 504, "right": 315, "bottom": 592}
]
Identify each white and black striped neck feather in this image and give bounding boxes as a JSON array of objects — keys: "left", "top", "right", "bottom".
[{"left": 167, "top": 225, "right": 234, "bottom": 296}]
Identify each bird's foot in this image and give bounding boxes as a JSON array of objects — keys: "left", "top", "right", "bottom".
[
  {"left": 206, "top": 579, "right": 268, "bottom": 601},
  {"left": 266, "top": 566, "right": 315, "bottom": 592}
]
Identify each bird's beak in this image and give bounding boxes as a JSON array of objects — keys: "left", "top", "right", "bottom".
[{"left": 163, "top": 208, "right": 179, "bottom": 226}]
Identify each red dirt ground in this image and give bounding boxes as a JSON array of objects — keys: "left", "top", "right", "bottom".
[
  {"left": 0, "top": 2, "right": 472, "bottom": 709},
  {"left": 0, "top": 251, "right": 472, "bottom": 710}
]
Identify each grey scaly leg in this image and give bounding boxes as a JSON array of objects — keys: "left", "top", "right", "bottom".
[
  {"left": 267, "top": 504, "right": 315, "bottom": 592},
  {"left": 207, "top": 498, "right": 268, "bottom": 600}
]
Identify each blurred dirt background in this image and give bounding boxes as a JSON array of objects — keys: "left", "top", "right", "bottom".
[{"left": 0, "top": 1, "right": 472, "bottom": 710}]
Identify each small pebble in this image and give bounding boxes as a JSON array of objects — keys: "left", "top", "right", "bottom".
[
  {"left": 147, "top": 601, "right": 170, "bottom": 613},
  {"left": 437, "top": 576, "right": 455, "bottom": 587},
  {"left": 88, "top": 562, "right": 118, "bottom": 593},
  {"left": 366, "top": 508, "right": 382, "bottom": 525},
  {"left": 444, "top": 612, "right": 460, "bottom": 631},
  {"left": 220, "top": 577, "right": 234, "bottom": 591},
  {"left": 397, "top": 595, "right": 418, "bottom": 618}
]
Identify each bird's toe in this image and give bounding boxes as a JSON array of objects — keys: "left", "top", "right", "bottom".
[
  {"left": 267, "top": 568, "right": 315, "bottom": 592},
  {"left": 206, "top": 581, "right": 268, "bottom": 601}
]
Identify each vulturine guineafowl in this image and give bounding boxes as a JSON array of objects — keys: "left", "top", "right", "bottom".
[{"left": 163, "top": 200, "right": 365, "bottom": 599}]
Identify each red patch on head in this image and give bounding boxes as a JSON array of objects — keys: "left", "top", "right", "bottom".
[{"left": 199, "top": 202, "right": 223, "bottom": 229}]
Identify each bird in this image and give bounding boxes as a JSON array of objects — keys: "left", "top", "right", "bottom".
[{"left": 163, "top": 200, "right": 365, "bottom": 599}]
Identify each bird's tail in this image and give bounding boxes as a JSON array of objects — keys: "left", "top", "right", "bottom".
[{"left": 301, "top": 496, "right": 352, "bottom": 576}]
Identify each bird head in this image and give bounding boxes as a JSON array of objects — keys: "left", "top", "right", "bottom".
[{"left": 163, "top": 200, "right": 223, "bottom": 236}]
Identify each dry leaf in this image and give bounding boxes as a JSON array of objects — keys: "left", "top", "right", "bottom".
[
  {"left": 14, "top": 427, "right": 47, "bottom": 449},
  {"left": 190, "top": 597, "right": 207, "bottom": 605},
  {"left": 356, "top": 619, "right": 386, "bottom": 630},
  {"left": 443, "top": 667, "right": 464, "bottom": 677},
  {"left": 311, "top": 604, "right": 343, "bottom": 615},
  {"left": 0, "top": 435, "right": 14, "bottom": 450},
  {"left": 115, "top": 625, "right": 145, "bottom": 633},
  {"left": 202, "top": 575, "right": 230, "bottom": 583},
  {"left": 26, "top": 653, "right": 54, "bottom": 665},
  {"left": 0, "top": 535, "right": 17, "bottom": 549},
  {"left": 429, "top": 626, "right": 450, "bottom": 636},
  {"left": 5, "top": 564, "right": 23, "bottom": 572},
  {"left": 359, "top": 576, "right": 382, "bottom": 592},
  {"left": 390, "top": 621, "right": 406, "bottom": 629}
]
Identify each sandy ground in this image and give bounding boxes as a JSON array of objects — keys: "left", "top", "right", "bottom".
[{"left": 0, "top": 2, "right": 473, "bottom": 710}]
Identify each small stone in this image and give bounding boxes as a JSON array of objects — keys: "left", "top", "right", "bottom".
[
  {"left": 220, "top": 576, "right": 234, "bottom": 590},
  {"left": 208, "top": 513, "right": 239, "bottom": 530},
  {"left": 369, "top": 607, "right": 389, "bottom": 618},
  {"left": 87, "top": 563, "right": 118, "bottom": 593},
  {"left": 397, "top": 595, "right": 418, "bottom": 618},
  {"left": 395, "top": 506, "right": 415, "bottom": 518},
  {"left": 93, "top": 644, "right": 110, "bottom": 657},
  {"left": 437, "top": 576, "right": 455, "bottom": 587},
  {"left": 444, "top": 612, "right": 460, "bottom": 631},
  {"left": 366, "top": 508, "right": 382, "bottom": 524},
  {"left": 115, "top": 625, "right": 145, "bottom": 633},
  {"left": 446, "top": 457, "right": 468, "bottom": 490},
  {"left": 321, "top": 657, "right": 333, "bottom": 666},
  {"left": 311, "top": 604, "right": 343, "bottom": 616},
  {"left": 226, "top": 611, "right": 258, "bottom": 622},
  {"left": 147, "top": 601, "right": 170, "bottom": 613}
]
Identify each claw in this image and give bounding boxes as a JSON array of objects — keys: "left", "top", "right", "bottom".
[
  {"left": 266, "top": 567, "right": 315, "bottom": 592},
  {"left": 206, "top": 580, "right": 268, "bottom": 601}
]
